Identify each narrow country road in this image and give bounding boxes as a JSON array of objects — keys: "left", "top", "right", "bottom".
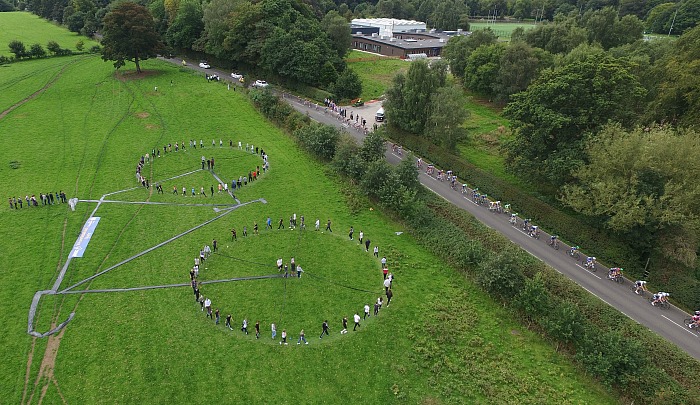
[{"left": 167, "top": 58, "right": 700, "bottom": 361}]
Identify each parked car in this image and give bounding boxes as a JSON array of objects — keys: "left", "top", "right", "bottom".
[
  {"left": 231, "top": 73, "right": 243, "bottom": 80},
  {"left": 252, "top": 80, "right": 269, "bottom": 88},
  {"left": 199, "top": 62, "right": 211, "bottom": 69}
]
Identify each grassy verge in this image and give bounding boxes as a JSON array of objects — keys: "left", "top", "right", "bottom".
[{"left": 0, "top": 55, "right": 615, "bottom": 403}]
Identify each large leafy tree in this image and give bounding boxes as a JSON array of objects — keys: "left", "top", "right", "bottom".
[
  {"left": 321, "top": 10, "right": 351, "bottom": 58},
  {"left": 425, "top": 85, "right": 469, "bottom": 150},
  {"left": 384, "top": 59, "right": 446, "bottom": 134},
  {"left": 442, "top": 29, "right": 497, "bottom": 80},
  {"left": 463, "top": 43, "right": 505, "bottom": 96},
  {"left": 101, "top": 2, "right": 164, "bottom": 73},
  {"left": 504, "top": 53, "right": 646, "bottom": 186},
  {"left": 561, "top": 125, "right": 700, "bottom": 265},
  {"left": 166, "top": 0, "right": 204, "bottom": 50},
  {"left": 493, "top": 41, "right": 552, "bottom": 102}
]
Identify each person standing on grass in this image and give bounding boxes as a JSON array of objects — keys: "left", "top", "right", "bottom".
[
  {"left": 326, "top": 219, "right": 332, "bottom": 232},
  {"left": 365, "top": 238, "right": 371, "bottom": 252},
  {"left": 241, "top": 318, "right": 248, "bottom": 335},
  {"left": 373, "top": 246, "right": 379, "bottom": 258},
  {"left": 320, "top": 320, "right": 329, "bottom": 339},
  {"left": 231, "top": 228, "right": 237, "bottom": 241},
  {"left": 381, "top": 256, "right": 387, "bottom": 269},
  {"left": 277, "top": 258, "right": 283, "bottom": 271},
  {"left": 348, "top": 226, "right": 354, "bottom": 240},
  {"left": 384, "top": 278, "right": 391, "bottom": 293},
  {"left": 271, "top": 323, "right": 277, "bottom": 339},
  {"left": 359, "top": 230, "right": 363, "bottom": 245},
  {"left": 280, "top": 329, "right": 288, "bottom": 345},
  {"left": 212, "top": 239, "right": 218, "bottom": 252},
  {"left": 297, "top": 329, "right": 308, "bottom": 345},
  {"left": 364, "top": 304, "right": 370, "bottom": 320},
  {"left": 341, "top": 317, "right": 348, "bottom": 334},
  {"left": 226, "top": 314, "right": 233, "bottom": 330},
  {"left": 290, "top": 258, "right": 296, "bottom": 274},
  {"left": 199, "top": 295, "right": 205, "bottom": 311},
  {"left": 183, "top": 186, "right": 187, "bottom": 196},
  {"left": 254, "top": 222, "right": 259, "bottom": 235},
  {"left": 266, "top": 217, "right": 272, "bottom": 229},
  {"left": 353, "top": 313, "right": 361, "bottom": 331},
  {"left": 383, "top": 266, "right": 388, "bottom": 280},
  {"left": 205, "top": 298, "right": 212, "bottom": 318},
  {"left": 255, "top": 321, "right": 260, "bottom": 339},
  {"left": 215, "top": 309, "right": 220, "bottom": 325},
  {"left": 374, "top": 301, "right": 379, "bottom": 316},
  {"left": 210, "top": 185, "right": 214, "bottom": 196},
  {"left": 296, "top": 265, "right": 303, "bottom": 278},
  {"left": 200, "top": 186, "right": 206, "bottom": 197},
  {"left": 315, "top": 219, "right": 320, "bottom": 231},
  {"left": 386, "top": 288, "right": 393, "bottom": 306},
  {"left": 278, "top": 218, "right": 284, "bottom": 229},
  {"left": 243, "top": 225, "right": 247, "bottom": 237}
]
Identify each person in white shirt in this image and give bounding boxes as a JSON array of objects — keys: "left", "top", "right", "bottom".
[
  {"left": 373, "top": 246, "right": 379, "bottom": 258},
  {"left": 364, "top": 304, "right": 370, "bottom": 319},
  {"left": 315, "top": 219, "right": 320, "bottom": 231},
  {"left": 383, "top": 278, "right": 391, "bottom": 293},
  {"left": 276, "top": 258, "right": 283, "bottom": 271},
  {"left": 271, "top": 323, "right": 277, "bottom": 339},
  {"left": 353, "top": 313, "right": 361, "bottom": 331}
]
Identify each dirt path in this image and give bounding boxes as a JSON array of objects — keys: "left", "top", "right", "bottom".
[{"left": 0, "top": 60, "right": 75, "bottom": 121}]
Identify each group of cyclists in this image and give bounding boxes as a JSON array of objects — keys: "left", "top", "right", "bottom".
[{"left": 415, "top": 153, "right": 700, "bottom": 328}]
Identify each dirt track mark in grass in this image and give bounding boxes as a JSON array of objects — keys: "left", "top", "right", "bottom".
[{"left": 0, "top": 59, "right": 77, "bottom": 121}]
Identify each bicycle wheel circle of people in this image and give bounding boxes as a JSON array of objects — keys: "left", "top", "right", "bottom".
[{"left": 27, "top": 141, "right": 391, "bottom": 344}]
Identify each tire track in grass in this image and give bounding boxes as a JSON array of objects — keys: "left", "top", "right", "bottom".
[
  {"left": 26, "top": 66, "right": 136, "bottom": 404},
  {"left": 0, "top": 58, "right": 81, "bottom": 121},
  {"left": 31, "top": 72, "right": 170, "bottom": 402}
]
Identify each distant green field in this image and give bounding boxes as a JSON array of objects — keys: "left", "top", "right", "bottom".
[
  {"left": 470, "top": 21, "right": 537, "bottom": 39},
  {"left": 346, "top": 50, "right": 408, "bottom": 100},
  {"left": 0, "top": 11, "right": 98, "bottom": 56}
]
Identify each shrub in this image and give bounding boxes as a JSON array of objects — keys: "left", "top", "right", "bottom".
[
  {"left": 76, "top": 40, "right": 84, "bottom": 51},
  {"left": 89, "top": 45, "right": 102, "bottom": 54},
  {"left": 0, "top": 55, "right": 12, "bottom": 65},
  {"left": 477, "top": 250, "right": 526, "bottom": 299},
  {"left": 29, "top": 43, "right": 46, "bottom": 58},
  {"left": 47, "top": 40, "right": 61, "bottom": 56},
  {"left": 8, "top": 40, "right": 26, "bottom": 59},
  {"left": 294, "top": 123, "right": 340, "bottom": 161}
]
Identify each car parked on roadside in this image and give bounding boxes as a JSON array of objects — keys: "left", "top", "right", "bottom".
[
  {"left": 252, "top": 80, "right": 269, "bottom": 88},
  {"left": 199, "top": 61, "right": 211, "bottom": 69},
  {"left": 231, "top": 72, "right": 243, "bottom": 80}
]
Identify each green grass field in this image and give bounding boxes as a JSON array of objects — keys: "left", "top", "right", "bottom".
[
  {"left": 0, "top": 19, "right": 617, "bottom": 403},
  {"left": 0, "top": 12, "right": 98, "bottom": 56},
  {"left": 469, "top": 21, "right": 537, "bottom": 39},
  {"left": 346, "top": 50, "right": 408, "bottom": 100}
]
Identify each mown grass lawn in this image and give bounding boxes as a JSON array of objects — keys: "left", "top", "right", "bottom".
[
  {"left": 346, "top": 51, "right": 408, "bottom": 100},
  {"left": 0, "top": 11, "right": 99, "bottom": 56},
  {"left": 0, "top": 50, "right": 615, "bottom": 404}
]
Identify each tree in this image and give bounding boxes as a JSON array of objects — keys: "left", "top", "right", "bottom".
[
  {"left": 359, "top": 131, "right": 385, "bottom": 163},
  {"left": 442, "top": 29, "right": 497, "bottom": 80},
  {"left": 101, "top": 2, "right": 164, "bottom": 73},
  {"left": 424, "top": 85, "right": 469, "bottom": 150},
  {"left": 645, "top": 3, "right": 676, "bottom": 34},
  {"left": 524, "top": 16, "right": 588, "bottom": 54},
  {"left": 294, "top": 123, "right": 341, "bottom": 161},
  {"left": 29, "top": 43, "right": 46, "bottom": 58},
  {"left": 66, "top": 11, "right": 86, "bottom": 33},
  {"left": 561, "top": 125, "right": 700, "bottom": 265},
  {"left": 332, "top": 67, "right": 362, "bottom": 100},
  {"left": 166, "top": 0, "right": 204, "bottom": 50},
  {"left": 8, "top": 40, "right": 26, "bottom": 59},
  {"left": 504, "top": 54, "right": 646, "bottom": 186},
  {"left": 463, "top": 43, "right": 505, "bottom": 97},
  {"left": 477, "top": 250, "right": 526, "bottom": 300},
  {"left": 321, "top": 10, "right": 351, "bottom": 58},
  {"left": 47, "top": 40, "right": 61, "bottom": 56},
  {"left": 493, "top": 41, "right": 552, "bottom": 101},
  {"left": 647, "top": 25, "right": 700, "bottom": 126},
  {"left": 76, "top": 40, "right": 84, "bottom": 51},
  {"left": 384, "top": 60, "right": 445, "bottom": 134}
]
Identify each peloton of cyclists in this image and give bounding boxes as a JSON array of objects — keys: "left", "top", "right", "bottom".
[
  {"left": 584, "top": 256, "right": 596, "bottom": 270},
  {"left": 634, "top": 280, "right": 648, "bottom": 295},
  {"left": 651, "top": 291, "right": 670, "bottom": 306}
]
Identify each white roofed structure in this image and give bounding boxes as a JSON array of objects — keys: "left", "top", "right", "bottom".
[{"left": 351, "top": 18, "right": 427, "bottom": 38}]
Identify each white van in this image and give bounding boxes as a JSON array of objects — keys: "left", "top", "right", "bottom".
[{"left": 375, "top": 107, "right": 385, "bottom": 122}]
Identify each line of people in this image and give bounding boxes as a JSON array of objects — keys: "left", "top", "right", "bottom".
[{"left": 8, "top": 191, "right": 67, "bottom": 209}]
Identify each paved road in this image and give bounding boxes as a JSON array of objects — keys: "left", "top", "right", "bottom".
[{"left": 166, "top": 58, "right": 700, "bottom": 361}]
